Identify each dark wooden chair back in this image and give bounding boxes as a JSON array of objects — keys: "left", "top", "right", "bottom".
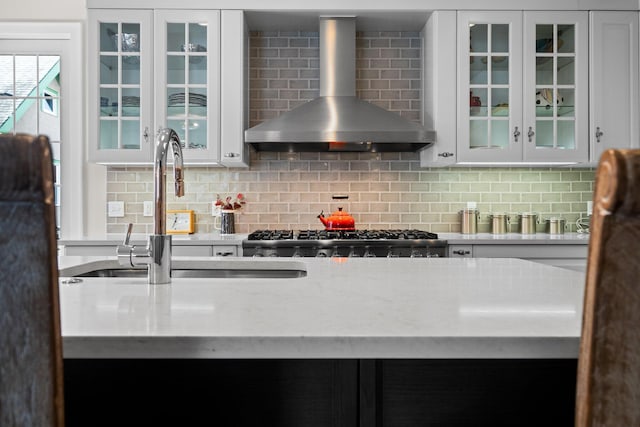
[
  {"left": 0, "top": 134, "right": 64, "bottom": 426},
  {"left": 576, "top": 149, "right": 640, "bottom": 426}
]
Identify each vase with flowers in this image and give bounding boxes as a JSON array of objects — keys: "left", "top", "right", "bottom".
[
  {"left": 213, "top": 193, "right": 245, "bottom": 234},
  {"left": 214, "top": 193, "right": 246, "bottom": 212}
]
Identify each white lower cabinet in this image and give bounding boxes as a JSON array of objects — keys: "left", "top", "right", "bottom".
[
  {"left": 61, "top": 242, "right": 241, "bottom": 257},
  {"left": 449, "top": 243, "right": 588, "bottom": 272}
]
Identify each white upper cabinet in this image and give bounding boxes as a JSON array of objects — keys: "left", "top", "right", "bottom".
[
  {"left": 88, "top": 8, "right": 249, "bottom": 166},
  {"left": 450, "top": 11, "right": 588, "bottom": 165},
  {"left": 154, "top": 10, "right": 221, "bottom": 164},
  {"left": 420, "top": 11, "right": 458, "bottom": 167},
  {"left": 589, "top": 11, "right": 639, "bottom": 164},
  {"left": 457, "top": 11, "right": 524, "bottom": 163},
  {"left": 220, "top": 10, "right": 251, "bottom": 167},
  {"left": 522, "top": 12, "right": 588, "bottom": 163},
  {"left": 88, "top": 9, "right": 154, "bottom": 164}
]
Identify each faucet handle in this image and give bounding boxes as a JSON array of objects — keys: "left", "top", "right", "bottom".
[
  {"left": 117, "top": 223, "right": 135, "bottom": 267},
  {"left": 122, "top": 223, "right": 133, "bottom": 246}
]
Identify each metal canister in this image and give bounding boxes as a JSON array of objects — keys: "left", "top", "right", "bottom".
[
  {"left": 545, "top": 217, "right": 566, "bottom": 235},
  {"left": 460, "top": 208, "right": 479, "bottom": 234},
  {"left": 518, "top": 212, "right": 538, "bottom": 234},
  {"left": 490, "top": 213, "right": 510, "bottom": 234}
]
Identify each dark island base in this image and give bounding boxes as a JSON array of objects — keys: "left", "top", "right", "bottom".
[{"left": 64, "top": 359, "right": 577, "bottom": 426}]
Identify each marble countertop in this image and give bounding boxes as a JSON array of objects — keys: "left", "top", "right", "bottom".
[{"left": 58, "top": 256, "right": 586, "bottom": 360}]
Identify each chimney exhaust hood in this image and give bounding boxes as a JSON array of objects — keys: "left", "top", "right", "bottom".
[{"left": 244, "top": 17, "right": 436, "bottom": 153}]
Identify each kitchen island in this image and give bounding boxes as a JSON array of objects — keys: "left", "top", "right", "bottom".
[
  {"left": 59, "top": 256, "right": 585, "bottom": 426},
  {"left": 59, "top": 256, "right": 584, "bottom": 359}
]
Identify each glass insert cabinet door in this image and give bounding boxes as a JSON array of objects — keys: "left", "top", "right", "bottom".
[
  {"left": 154, "top": 10, "right": 220, "bottom": 164},
  {"left": 523, "top": 12, "right": 588, "bottom": 163},
  {"left": 458, "top": 12, "right": 523, "bottom": 163},
  {"left": 88, "top": 9, "right": 153, "bottom": 163}
]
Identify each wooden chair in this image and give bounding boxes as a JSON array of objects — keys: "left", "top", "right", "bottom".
[
  {"left": 576, "top": 149, "right": 640, "bottom": 426},
  {"left": 0, "top": 134, "right": 64, "bottom": 426}
]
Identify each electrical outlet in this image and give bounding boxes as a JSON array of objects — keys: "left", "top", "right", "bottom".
[
  {"left": 107, "top": 201, "right": 125, "bottom": 218},
  {"left": 586, "top": 201, "right": 593, "bottom": 216},
  {"left": 143, "top": 201, "right": 154, "bottom": 217}
]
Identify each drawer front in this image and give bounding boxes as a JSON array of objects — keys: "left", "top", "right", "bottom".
[
  {"left": 172, "top": 245, "right": 213, "bottom": 257},
  {"left": 473, "top": 244, "right": 587, "bottom": 259},
  {"left": 63, "top": 245, "right": 117, "bottom": 256}
]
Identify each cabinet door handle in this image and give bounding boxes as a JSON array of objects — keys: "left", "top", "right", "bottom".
[
  {"left": 216, "top": 251, "right": 234, "bottom": 257},
  {"left": 595, "top": 127, "right": 603, "bottom": 143},
  {"left": 438, "top": 152, "right": 454, "bottom": 158},
  {"left": 452, "top": 249, "right": 470, "bottom": 255},
  {"left": 513, "top": 126, "right": 521, "bottom": 142},
  {"left": 143, "top": 127, "right": 149, "bottom": 143},
  {"left": 527, "top": 127, "right": 535, "bottom": 142},
  {"left": 224, "top": 152, "right": 239, "bottom": 158}
]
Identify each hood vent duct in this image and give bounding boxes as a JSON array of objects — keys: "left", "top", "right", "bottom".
[{"left": 244, "top": 17, "right": 436, "bottom": 153}]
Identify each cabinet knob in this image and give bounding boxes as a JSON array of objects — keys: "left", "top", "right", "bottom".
[
  {"left": 438, "top": 152, "right": 454, "bottom": 158},
  {"left": 595, "top": 127, "right": 604, "bottom": 143},
  {"left": 224, "top": 152, "right": 239, "bottom": 158}
]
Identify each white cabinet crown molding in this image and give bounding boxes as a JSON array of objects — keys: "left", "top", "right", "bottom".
[{"left": 87, "top": 0, "right": 639, "bottom": 12}]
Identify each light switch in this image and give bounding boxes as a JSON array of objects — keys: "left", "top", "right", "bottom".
[
  {"left": 143, "top": 201, "right": 154, "bottom": 217},
  {"left": 107, "top": 201, "right": 125, "bottom": 217}
]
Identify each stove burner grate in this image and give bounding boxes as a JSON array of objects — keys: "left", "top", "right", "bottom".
[{"left": 247, "top": 229, "right": 438, "bottom": 241}]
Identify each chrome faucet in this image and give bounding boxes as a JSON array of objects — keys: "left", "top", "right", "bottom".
[{"left": 117, "top": 128, "right": 184, "bottom": 284}]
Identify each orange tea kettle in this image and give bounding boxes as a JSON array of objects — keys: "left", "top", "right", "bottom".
[{"left": 317, "top": 195, "right": 355, "bottom": 231}]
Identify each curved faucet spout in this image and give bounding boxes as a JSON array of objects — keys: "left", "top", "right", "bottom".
[
  {"left": 155, "top": 128, "right": 184, "bottom": 235},
  {"left": 117, "top": 127, "right": 185, "bottom": 284}
]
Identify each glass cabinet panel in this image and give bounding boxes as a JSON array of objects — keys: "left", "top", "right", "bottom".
[
  {"left": 165, "top": 20, "right": 208, "bottom": 150},
  {"left": 534, "top": 23, "right": 576, "bottom": 150},
  {"left": 98, "top": 21, "right": 142, "bottom": 151},
  {"left": 468, "top": 22, "right": 512, "bottom": 149}
]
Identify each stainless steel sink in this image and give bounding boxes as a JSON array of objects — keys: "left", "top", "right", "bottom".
[
  {"left": 74, "top": 267, "right": 306, "bottom": 279},
  {"left": 60, "top": 259, "right": 307, "bottom": 280}
]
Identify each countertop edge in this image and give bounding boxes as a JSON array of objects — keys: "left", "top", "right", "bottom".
[{"left": 62, "top": 336, "right": 580, "bottom": 359}]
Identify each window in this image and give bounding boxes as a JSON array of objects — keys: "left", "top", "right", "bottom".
[{"left": 0, "top": 23, "right": 84, "bottom": 239}]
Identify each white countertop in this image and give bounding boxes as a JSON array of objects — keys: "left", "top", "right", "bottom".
[{"left": 58, "top": 256, "right": 586, "bottom": 360}]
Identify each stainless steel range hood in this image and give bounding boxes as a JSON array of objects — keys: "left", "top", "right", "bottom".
[{"left": 244, "top": 17, "right": 436, "bottom": 153}]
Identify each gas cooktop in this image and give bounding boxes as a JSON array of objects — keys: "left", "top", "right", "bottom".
[
  {"left": 243, "top": 229, "right": 446, "bottom": 257},
  {"left": 247, "top": 229, "right": 439, "bottom": 241}
]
